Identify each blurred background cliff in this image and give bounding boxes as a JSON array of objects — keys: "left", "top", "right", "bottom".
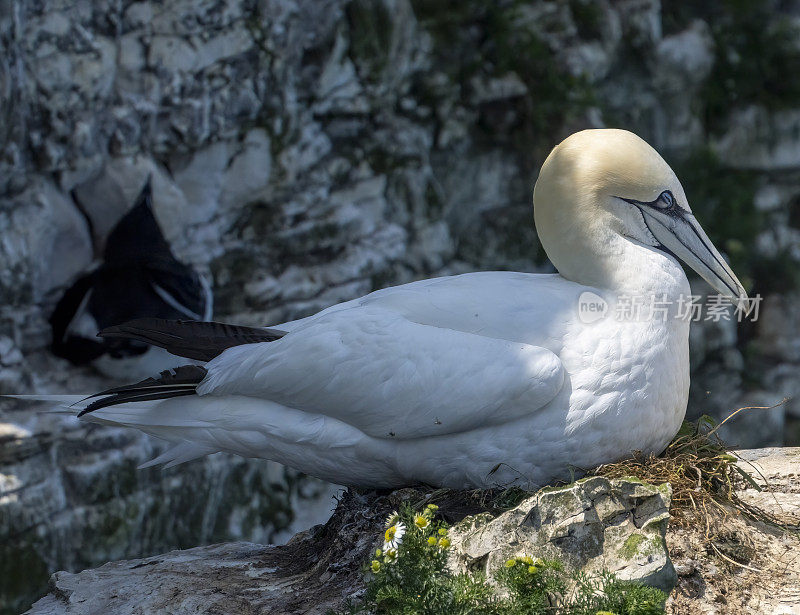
[{"left": 3, "top": 0, "right": 800, "bottom": 611}]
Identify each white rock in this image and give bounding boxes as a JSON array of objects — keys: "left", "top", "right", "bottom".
[
  {"left": 0, "top": 180, "right": 92, "bottom": 302},
  {"left": 714, "top": 107, "right": 800, "bottom": 171},
  {"left": 147, "top": 35, "right": 198, "bottom": 73},
  {"left": 470, "top": 73, "right": 528, "bottom": 104},
  {"left": 449, "top": 476, "right": 677, "bottom": 592},
  {"left": 654, "top": 20, "right": 714, "bottom": 92},
  {"left": 221, "top": 129, "right": 273, "bottom": 210}
]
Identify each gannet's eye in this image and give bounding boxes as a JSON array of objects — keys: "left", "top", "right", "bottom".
[{"left": 656, "top": 190, "right": 675, "bottom": 209}]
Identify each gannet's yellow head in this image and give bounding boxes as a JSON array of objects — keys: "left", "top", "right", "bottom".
[{"left": 534, "top": 129, "right": 747, "bottom": 301}]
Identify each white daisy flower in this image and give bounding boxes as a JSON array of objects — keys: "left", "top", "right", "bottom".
[
  {"left": 384, "top": 510, "right": 400, "bottom": 528},
  {"left": 383, "top": 522, "right": 406, "bottom": 552}
]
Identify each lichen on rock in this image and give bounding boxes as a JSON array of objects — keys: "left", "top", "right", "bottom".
[{"left": 448, "top": 476, "right": 676, "bottom": 593}]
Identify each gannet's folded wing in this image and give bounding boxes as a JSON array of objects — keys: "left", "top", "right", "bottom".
[{"left": 198, "top": 306, "right": 565, "bottom": 439}]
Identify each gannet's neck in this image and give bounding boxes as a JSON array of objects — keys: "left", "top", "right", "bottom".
[{"left": 575, "top": 235, "right": 691, "bottom": 299}]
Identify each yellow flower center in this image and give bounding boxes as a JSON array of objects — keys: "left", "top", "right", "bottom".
[{"left": 385, "top": 526, "right": 396, "bottom": 541}]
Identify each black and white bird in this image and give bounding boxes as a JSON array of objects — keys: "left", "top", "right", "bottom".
[{"left": 49, "top": 179, "right": 213, "bottom": 379}]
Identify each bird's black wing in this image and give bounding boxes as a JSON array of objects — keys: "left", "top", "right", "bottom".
[
  {"left": 99, "top": 318, "right": 286, "bottom": 362},
  {"left": 144, "top": 260, "right": 210, "bottom": 321},
  {"left": 49, "top": 271, "right": 106, "bottom": 364}
]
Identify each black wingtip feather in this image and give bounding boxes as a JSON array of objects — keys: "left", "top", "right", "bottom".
[
  {"left": 78, "top": 389, "right": 197, "bottom": 416},
  {"left": 78, "top": 365, "right": 207, "bottom": 416}
]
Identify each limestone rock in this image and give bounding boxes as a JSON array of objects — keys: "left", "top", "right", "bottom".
[
  {"left": 448, "top": 476, "right": 676, "bottom": 592},
  {"left": 714, "top": 107, "right": 800, "bottom": 171},
  {"left": 0, "top": 179, "right": 93, "bottom": 305}
]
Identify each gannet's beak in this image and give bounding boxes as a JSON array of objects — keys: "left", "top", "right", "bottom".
[{"left": 628, "top": 200, "right": 748, "bottom": 306}]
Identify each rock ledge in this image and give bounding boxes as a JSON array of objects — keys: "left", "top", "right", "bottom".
[{"left": 28, "top": 448, "right": 800, "bottom": 615}]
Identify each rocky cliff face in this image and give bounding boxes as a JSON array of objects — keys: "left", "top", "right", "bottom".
[
  {"left": 3, "top": 0, "right": 800, "bottom": 611},
  {"left": 0, "top": 394, "right": 340, "bottom": 614},
  {"left": 27, "top": 448, "right": 800, "bottom": 615}
]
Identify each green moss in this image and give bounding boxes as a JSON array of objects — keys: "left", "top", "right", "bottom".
[
  {"left": 749, "top": 250, "right": 800, "bottom": 296},
  {"left": 347, "top": 0, "right": 393, "bottom": 80},
  {"left": 207, "top": 463, "right": 296, "bottom": 542},
  {"left": 569, "top": 0, "right": 604, "bottom": 40},
  {"left": 710, "top": 5, "right": 800, "bottom": 123},
  {"left": 536, "top": 480, "right": 583, "bottom": 498},
  {"left": 365, "top": 146, "right": 408, "bottom": 175},
  {"left": 424, "top": 181, "right": 444, "bottom": 218},
  {"left": 411, "top": 0, "right": 595, "bottom": 153},
  {"left": 370, "top": 267, "right": 396, "bottom": 292},
  {"left": 71, "top": 458, "right": 141, "bottom": 506},
  {"left": 0, "top": 543, "right": 49, "bottom": 615},
  {"left": 235, "top": 200, "right": 282, "bottom": 236},
  {"left": 452, "top": 512, "right": 495, "bottom": 533},
  {"left": 620, "top": 534, "right": 646, "bottom": 559}
]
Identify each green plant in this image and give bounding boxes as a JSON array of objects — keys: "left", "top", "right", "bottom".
[
  {"left": 569, "top": 571, "right": 667, "bottom": 615},
  {"left": 495, "top": 555, "right": 566, "bottom": 614},
  {"left": 358, "top": 504, "right": 499, "bottom": 614},
  {"left": 339, "top": 504, "right": 666, "bottom": 614}
]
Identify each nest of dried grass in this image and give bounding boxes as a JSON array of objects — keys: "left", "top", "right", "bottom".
[{"left": 588, "top": 409, "right": 790, "bottom": 534}]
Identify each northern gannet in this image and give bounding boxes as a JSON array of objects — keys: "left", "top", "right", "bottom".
[
  {"left": 49, "top": 179, "right": 213, "bottom": 380},
  {"left": 34, "top": 129, "right": 748, "bottom": 489}
]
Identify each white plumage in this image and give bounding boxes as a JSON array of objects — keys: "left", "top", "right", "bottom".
[{"left": 23, "top": 129, "right": 749, "bottom": 489}]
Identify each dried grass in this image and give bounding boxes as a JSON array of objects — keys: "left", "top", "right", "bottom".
[{"left": 588, "top": 406, "right": 792, "bottom": 534}]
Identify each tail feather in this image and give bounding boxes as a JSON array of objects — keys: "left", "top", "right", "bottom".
[
  {"left": 6, "top": 393, "right": 221, "bottom": 469},
  {"left": 138, "top": 441, "right": 215, "bottom": 469},
  {"left": 78, "top": 365, "right": 207, "bottom": 416},
  {"left": 6, "top": 394, "right": 88, "bottom": 407}
]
